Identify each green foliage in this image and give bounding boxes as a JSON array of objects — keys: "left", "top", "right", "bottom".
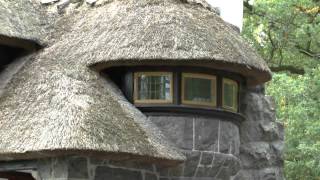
[
  {"left": 242, "top": 0, "right": 320, "bottom": 179},
  {"left": 242, "top": 0, "right": 320, "bottom": 70},
  {"left": 267, "top": 67, "right": 320, "bottom": 180}
]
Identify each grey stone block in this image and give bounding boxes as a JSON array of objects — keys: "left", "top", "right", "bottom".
[
  {"left": 233, "top": 169, "right": 256, "bottom": 180},
  {"left": 200, "top": 152, "right": 213, "bottom": 166},
  {"left": 271, "top": 141, "right": 284, "bottom": 163},
  {"left": 109, "top": 160, "right": 153, "bottom": 172},
  {"left": 52, "top": 157, "right": 68, "bottom": 178},
  {"left": 240, "top": 142, "right": 278, "bottom": 169},
  {"left": 95, "top": 166, "right": 142, "bottom": 180},
  {"left": 68, "top": 157, "right": 88, "bottom": 179},
  {"left": 194, "top": 117, "right": 219, "bottom": 151},
  {"left": 219, "top": 121, "right": 240, "bottom": 155},
  {"left": 196, "top": 166, "right": 214, "bottom": 177},
  {"left": 259, "top": 168, "right": 277, "bottom": 180},
  {"left": 145, "top": 172, "right": 158, "bottom": 180},
  {"left": 213, "top": 153, "right": 241, "bottom": 178},
  {"left": 37, "top": 158, "right": 53, "bottom": 179},
  {"left": 183, "top": 151, "right": 200, "bottom": 177},
  {"left": 259, "top": 121, "right": 281, "bottom": 141},
  {"left": 150, "top": 116, "right": 193, "bottom": 150},
  {"left": 159, "top": 178, "right": 170, "bottom": 180},
  {"left": 168, "top": 163, "right": 184, "bottom": 177},
  {"left": 156, "top": 165, "right": 169, "bottom": 176},
  {"left": 240, "top": 120, "right": 264, "bottom": 142}
]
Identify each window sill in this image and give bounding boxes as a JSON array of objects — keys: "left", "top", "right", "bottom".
[{"left": 136, "top": 105, "right": 245, "bottom": 125}]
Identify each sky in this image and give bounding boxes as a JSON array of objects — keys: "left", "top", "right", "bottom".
[{"left": 206, "top": 0, "right": 244, "bottom": 30}]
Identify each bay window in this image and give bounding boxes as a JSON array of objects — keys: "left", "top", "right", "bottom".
[{"left": 125, "top": 68, "right": 241, "bottom": 113}]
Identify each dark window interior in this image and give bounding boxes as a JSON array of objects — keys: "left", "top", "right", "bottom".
[
  {"left": 0, "top": 45, "right": 25, "bottom": 73},
  {"left": 103, "top": 67, "right": 126, "bottom": 89},
  {"left": 0, "top": 171, "right": 35, "bottom": 180}
]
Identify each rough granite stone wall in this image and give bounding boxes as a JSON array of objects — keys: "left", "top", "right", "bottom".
[
  {"left": 233, "top": 87, "right": 284, "bottom": 180},
  {"left": 29, "top": 154, "right": 239, "bottom": 180},
  {"left": 149, "top": 116, "right": 241, "bottom": 179}
]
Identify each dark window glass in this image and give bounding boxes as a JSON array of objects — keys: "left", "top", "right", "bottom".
[
  {"left": 223, "top": 78, "right": 238, "bottom": 111},
  {"left": 182, "top": 73, "right": 216, "bottom": 107}
]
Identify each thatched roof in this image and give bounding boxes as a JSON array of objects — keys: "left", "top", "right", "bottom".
[
  {"left": 0, "top": 52, "right": 185, "bottom": 163},
  {"left": 48, "top": 0, "right": 271, "bottom": 85},
  {"left": 0, "top": 0, "right": 271, "bottom": 163},
  {"left": 0, "top": 0, "right": 47, "bottom": 49}
]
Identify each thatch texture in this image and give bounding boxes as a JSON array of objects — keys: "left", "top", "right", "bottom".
[
  {"left": 48, "top": 0, "right": 271, "bottom": 85},
  {"left": 0, "top": 51, "right": 185, "bottom": 163},
  {"left": 0, "top": 0, "right": 47, "bottom": 48},
  {"left": 0, "top": 0, "right": 272, "bottom": 163}
]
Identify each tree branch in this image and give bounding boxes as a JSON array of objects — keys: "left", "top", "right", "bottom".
[
  {"left": 270, "top": 65, "right": 305, "bottom": 74},
  {"left": 295, "top": 45, "right": 320, "bottom": 59},
  {"left": 243, "top": 0, "right": 253, "bottom": 12}
]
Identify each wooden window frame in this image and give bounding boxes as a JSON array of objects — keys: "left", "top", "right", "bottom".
[
  {"left": 133, "top": 72, "right": 174, "bottom": 104},
  {"left": 222, "top": 78, "right": 238, "bottom": 112},
  {"left": 181, "top": 73, "right": 217, "bottom": 108}
]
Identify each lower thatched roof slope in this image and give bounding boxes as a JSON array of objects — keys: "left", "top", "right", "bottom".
[
  {"left": 49, "top": 0, "right": 271, "bottom": 85},
  {"left": 0, "top": 51, "right": 185, "bottom": 163},
  {"left": 0, "top": 0, "right": 46, "bottom": 49}
]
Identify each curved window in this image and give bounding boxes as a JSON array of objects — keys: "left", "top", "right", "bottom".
[
  {"left": 134, "top": 72, "right": 173, "bottom": 104},
  {"left": 222, "top": 78, "right": 238, "bottom": 112},
  {"left": 113, "top": 67, "right": 242, "bottom": 114},
  {"left": 182, "top": 73, "right": 217, "bottom": 108}
]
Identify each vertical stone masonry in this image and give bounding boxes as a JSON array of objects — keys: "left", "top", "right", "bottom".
[
  {"left": 234, "top": 86, "right": 284, "bottom": 180},
  {"left": 149, "top": 115, "right": 241, "bottom": 179}
]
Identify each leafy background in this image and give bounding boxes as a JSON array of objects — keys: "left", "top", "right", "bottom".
[{"left": 242, "top": 0, "right": 320, "bottom": 179}]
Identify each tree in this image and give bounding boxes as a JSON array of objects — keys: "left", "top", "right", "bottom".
[
  {"left": 267, "top": 69, "right": 320, "bottom": 180},
  {"left": 243, "top": 0, "right": 320, "bottom": 74},
  {"left": 242, "top": 0, "right": 320, "bottom": 179}
]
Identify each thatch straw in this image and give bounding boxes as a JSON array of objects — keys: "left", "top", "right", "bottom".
[
  {"left": 0, "top": 52, "right": 185, "bottom": 163},
  {"left": 49, "top": 0, "right": 271, "bottom": 85},
  {"left": 0, "top": 0, "right": 47, "bottom": 47}
]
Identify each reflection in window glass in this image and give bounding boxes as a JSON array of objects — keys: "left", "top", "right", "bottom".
[
  {"left": 134, "top": 72, "right": 172, "bottom": 103},
  {"left": 223, "top": 78, "right": 238, "bottom": 111},
  {"left": 182, "top": 73, "right": 216, "bottom": 107}
]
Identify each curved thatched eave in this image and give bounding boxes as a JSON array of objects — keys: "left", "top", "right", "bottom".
[
  {"left": 0, "top": 35, "right": 41, "bottom": 52},
  {"left": 0, "top": 52, "right": 185, "bottom": 164},
  {"left": 50, "top": 0, "right": 271, "bottom": 86},
  {"left": 0, "top": 0, "right": 47, "bottom": 49},
  {"left": 91, "top": 59, "right": 271, "bottom": 86},
  {"left": 0, "top": 150, "right": 183, "bottom": 166}
]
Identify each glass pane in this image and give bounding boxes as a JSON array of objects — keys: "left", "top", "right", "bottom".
[
  {"left": 137, "top": 74, "right": 171, "bottom": 100},
  {"left": 224, "top": 83, "right": 235, "bottom": 107},
  {"left": 223, "top": 80, "right": 238, "bottom": 111},
  {"left": 184, "top": 77, "right": 213, "bottom": 103}
]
